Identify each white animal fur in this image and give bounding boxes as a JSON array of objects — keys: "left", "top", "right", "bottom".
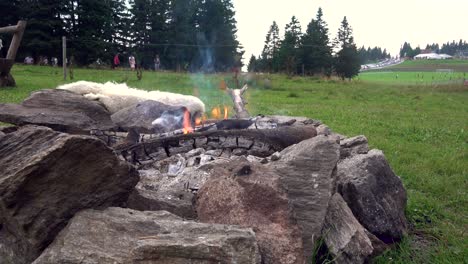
[{"left": 57, "top": 81, "right": 205, "bottom": 115}]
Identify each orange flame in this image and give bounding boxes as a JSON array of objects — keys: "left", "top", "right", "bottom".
[
  {"left": 195, "top": 117, "right": 202, "bottom": 126},
  {"left": 182, "top": 109, "right": 193, "bottom": 134},
  {"left": 211, "top": 106, "right": 221, "bottom": 119},
  {"left": 195, "top": 114, "right": 207, "bottom": 127},
  {"left": 210, "top": 106, "right": 229, "bottom": 120}
]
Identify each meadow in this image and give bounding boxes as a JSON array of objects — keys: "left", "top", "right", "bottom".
[{"left": 1, "top": 63, "right": 467, "bottom": 263}]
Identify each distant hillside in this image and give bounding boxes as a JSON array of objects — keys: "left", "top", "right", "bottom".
[{"left": 384, "top": 59, "right": 468, "bottom": 72}]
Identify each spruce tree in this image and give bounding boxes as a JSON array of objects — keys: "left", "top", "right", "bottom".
[
  {"left": 333, "top": 16, "right": 360, "bottom": 80},
  {"left": 69, "top": 0, "right": 114, "bottom": 65},
  {"left": 166, "top": 0, "right": 198, "bottom": 71},
  {"left": 278, "top": 16, "right": 302, "bottom": 75},
  {"left": 299, "top": 8, "right": 332, "bottom": 75},
  {"left": 195, "top": 0, "right": 241, "bottom": 72},
  {"left": 16, "top": 0, "right": 65, "bottom": 62},
  {"left": 247, "top": 54, "right": 257, "bottom": 72},
  {"left": 260, "top": 21, "right": 280, "bottom": 73}
]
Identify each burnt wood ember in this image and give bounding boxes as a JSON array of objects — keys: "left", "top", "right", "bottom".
[
  {"left": 116, "top": 126, "right": 317, "bottom": 164},
  {"left": 215, "top": 119, "right": 254, "bottom": 130}
]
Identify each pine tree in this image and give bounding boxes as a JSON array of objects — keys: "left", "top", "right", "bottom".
[
  {"left": 194, "top": 0, "right": 242, "bottom": 72},
  {"left": 16, "top": 0, "right": 65, "bottom": 62},
  {"left": 333, "top": 16, "right": 360, "bottom": 80},
  {"left": 67, "top": 0, "right": 114, "bottom": 65},
  {"left": 278, "top": 16, "right": 302, "bottom": 75},
  {"left": 399, "top": 42, "right": 413, "bottom": 58},
  {"left": 247, "top": 54, "right": 257, "bottom": 72},
  {"left": 129, "top": 0, "right": 152, "bottom": 61},
  {"left": 260, "top": 21, "right": 280, "bottom": 72},
  {"left": 166, "top": 0, "right": 198, "bottom": 71},
  {"left": 299, "top": 8, "right": 332, "bottom": 75},
  {"left": 109, "top": 0, "right": 132, "bottom": 56}
]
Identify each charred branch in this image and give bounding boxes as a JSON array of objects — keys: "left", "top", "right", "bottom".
[
  {"left": 227, "top": 84, "right": 249, "bottom": 118},
  {"left": 115, "top": 126, "right": 317, "bottom": 163}
]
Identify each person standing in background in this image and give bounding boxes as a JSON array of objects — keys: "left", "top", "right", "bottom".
[
  {"left": 113, "top": 53, "right": 120, "bottom": 69},
  {"left": 154, "top": 54, "right": 160, "bottom": 71},
  {"left": 129, "top": 55, "right": 136, "bottom": 71}
]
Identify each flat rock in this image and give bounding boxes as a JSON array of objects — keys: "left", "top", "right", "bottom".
[
  {"left": 111, "top": 100, "right": 187, "bottom": 133},
  {"left": 0, "top": 89, "right": 115, "bottom": 133},
  {"left": 0, "top": 126, "right": 139, "bottom": 263},
  {"left": 337, "top": 149, "right": 408, "bottom": 243},
  {"left": 33, "top": 207, "right": 261, "bottom": 264},
  {"left": 196, "top": 158, "right": 305, "bottom": 264},
  {"left": 126, "top": 167, "right": 209, "bottom": 219},
  {"left": 340, "top": 135, "right": 369, "bottom": 159},
  {"left": 269, "top": 135, "right": 340, "bottom": 262},
  {"left": 322, "top": 193, "right": 374, "bottom": 264}
]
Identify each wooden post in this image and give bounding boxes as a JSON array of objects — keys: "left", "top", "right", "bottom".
[
  {"left": 62, "top": 36, "right": 67, "bottom": 80},
  {"left": 5, "top": 20, "right": 27, "bottom": 60}
]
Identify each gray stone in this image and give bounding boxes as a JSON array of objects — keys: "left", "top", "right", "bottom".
[
  {"left": 232, "top": 148, "right": 248, "bottom": 156},
  {"left": 0, "top": 126, "right": 138, "bottom": 263},
  {"left": 127, "top": 166, "right": 211, "bottom": 219},
  {"left": 316, "top": 124, "right": 331, "bottom": 136},
  {"left": 194, "top": 137, "right": 208, "bottom": 148},
  {"left": 111, "top": 100, "right": 187, "bottom": 133},
  {"left": 269, "top": 151, "right": 282, "bottom": 161},
  {"left": 323, "top": 193, "right": 374, "bottom": 264},
  {"left": 340, "top": 135, "right": 369, "bottom": 159},
  {"left": 0, "top": 89, "right": 115, "bottom": 133},
  {"left": 184, "top": 147, "right": 205, "bottom": 158},
  {"left": 33, "top": 208, "right": 261, "bottom": 264},
  {"left": 237, "top": 137, "right": 254, "bottom": 148},
  {"left": 248, "top": 140, "right": 273, "bottom": 156},
  {"left": 197, "top": 159, "right": 305, "bottom": 264},
  {"left": 205, "top": 149, "right": 222, "bottom": 157},
  {"left": 337, "top": 149, "right": 408, "bottom": 243},
  {"left": 221, "top": 136, "right": 238, "bottom": 148},
  {"left": 269, "top": 135, "right": 340, "bottom": 262}
]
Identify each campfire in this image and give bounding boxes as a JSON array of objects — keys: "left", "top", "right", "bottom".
[{"left": 0, "top": 81, "right": 408, "bottom": 263}]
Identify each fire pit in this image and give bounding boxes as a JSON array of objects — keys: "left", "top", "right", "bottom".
[
  {"left": 0, "top": 85, "right": 408, "bottom": 263},
  {"left": 110, "top": 115, "right": 320, "bottom": 165}
]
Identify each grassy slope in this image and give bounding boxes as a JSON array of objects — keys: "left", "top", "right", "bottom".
[
  {"left": 377, "top": 59, "right": 468, "bottom": 72},
  {"left": 1, "top": 65, "right": 467, "bottom": 263}
]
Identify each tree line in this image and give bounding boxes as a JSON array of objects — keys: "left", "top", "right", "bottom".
[
  {"left": 399, "top": 40, "right": 468, "bottom": 58},
  {"left": 358, "top": 46, "right": 391, "bottom": 64},
  {"left": 0, "top": 0, "right": 242, "bottom": 72},
  {"left": 247, "top": 8, "right": 363, "bottom": 80}
]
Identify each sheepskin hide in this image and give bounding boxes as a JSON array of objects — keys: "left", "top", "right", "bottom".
[{"left": 57, "top": 81, "right": 205, "bottom": 116}]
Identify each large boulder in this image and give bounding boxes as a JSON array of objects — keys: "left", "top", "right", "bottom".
[
  {"left": 111, "top": 100, "right": 187, "bottom": 133},
  {"left": 337, "top": 149, "right": 408, "bottom": 243},
  {"left": 196, "top": 159, "right": 305, "bottom": 264},
  {"left": 0, "top": 126, "right": 139, "bottom": 263},
  {"left": 269, "top": 135, "right": 340, "bottom": 262},
  {"left": 33, "top": 207, "right": 261, "bottom": 264},
  {"left": 0, "top": 89, "right": 115, "bottom": 133},
  {"left": 197, "top": 135, "right": 341, "bottom": 264},
  {"left": 322, "top": 193, "right": 375, "bottom": 263}
]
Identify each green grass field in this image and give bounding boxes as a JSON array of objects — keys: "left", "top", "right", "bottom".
[
  {"left": 1, "top": 64, "right": 467, "bottom": 263},
  {"left": 375, "top": 59, "right": 468, "bottom": 72}
]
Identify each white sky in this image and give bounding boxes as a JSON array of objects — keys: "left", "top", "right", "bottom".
[{"left": 233, "top": 0, "right": 468, "bottom": 63}]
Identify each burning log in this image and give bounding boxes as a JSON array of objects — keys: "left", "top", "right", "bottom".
[
  {"left": 227, "top": 84, "right": 249, "bottom": 118},
  {"left": 115, "top": 125, "right": 317, "bottom": 164}
]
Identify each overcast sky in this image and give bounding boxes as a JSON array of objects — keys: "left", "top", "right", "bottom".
[{"left": 233, "top": 0, "right": 468, "bottom": 62}]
